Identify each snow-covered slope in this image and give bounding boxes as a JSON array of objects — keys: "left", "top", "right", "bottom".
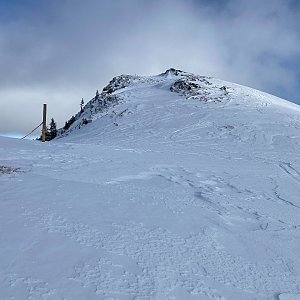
[{"left": 1, "top": 69, "right": 300, "bottom": 300}]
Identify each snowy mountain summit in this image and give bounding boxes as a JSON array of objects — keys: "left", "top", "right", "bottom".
[
  {"left": 58, "top": 68, "right": 242, "bottom": 137},
  {"left": 1, "top": 69, "right": 300, "bottom": 299},
  {"left": 59, "top": 68, "right": 300, "bottom": 150}
]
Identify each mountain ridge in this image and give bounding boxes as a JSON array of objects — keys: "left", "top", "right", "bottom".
[
  {"left": 1, "top": 69, "right": 300, "bottom": 299},
  {"left": 57, "top": 68, "right": 300, "bottom": 149}
]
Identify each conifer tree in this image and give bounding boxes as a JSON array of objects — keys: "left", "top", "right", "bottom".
[
  {"left": 80, "top": 98, "right": 84, "bottom": 112},
  {"left": 63, "top": 115, "right": 75, "bottom": 130},
  {"left": 95, "top": 90, "right": 100, "bottom": 100},
  {"left": 49, "top": 118, "right": 57, "bottom": 140}
]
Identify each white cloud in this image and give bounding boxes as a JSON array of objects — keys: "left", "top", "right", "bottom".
[{"left": 0, "top": 0, "right": 299, "bottom": 133}]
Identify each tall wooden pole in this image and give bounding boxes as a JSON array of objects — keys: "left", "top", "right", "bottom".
[{"left": 42, "top": 103, "right": 47, "bottom": 142}]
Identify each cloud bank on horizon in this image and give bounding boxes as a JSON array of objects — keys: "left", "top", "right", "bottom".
[{"left": 0, "top": 0, "right": 300, "bottom": 134}]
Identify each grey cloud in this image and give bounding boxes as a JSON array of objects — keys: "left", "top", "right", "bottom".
[{"left": 0, "top": 0, "right": 299, "bottom": 135}]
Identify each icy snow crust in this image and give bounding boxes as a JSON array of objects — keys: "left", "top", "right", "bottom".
[{"left": 1, "top": 69, "right": 300, "bottom": 299}]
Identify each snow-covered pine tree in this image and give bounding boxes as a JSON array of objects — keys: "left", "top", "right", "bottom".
[
  {"left": 63, "top": 115, "right": 76, "bottom": 130},
  {"left": 95, "top": 90, "right": 100, "bottom": 100},
  {"left": 49, "top": 118, "right": 57, "bottom": 140},
  {"left": 80, "top": 98, "right": 84, "bottom": 112}
]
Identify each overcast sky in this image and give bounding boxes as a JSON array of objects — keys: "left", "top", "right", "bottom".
[{"left": 1, "top": 0, "right": 300, "bottom": 137}]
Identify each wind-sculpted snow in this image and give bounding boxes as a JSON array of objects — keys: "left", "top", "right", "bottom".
[{"left": 1, "top": 70, "right": 300, "bottom": 299}]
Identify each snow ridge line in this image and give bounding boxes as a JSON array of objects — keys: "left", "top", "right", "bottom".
[{"left": 279, "top": 162, "right": 300, "bottom": 184}]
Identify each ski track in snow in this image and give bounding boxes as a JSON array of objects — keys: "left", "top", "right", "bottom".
[{"left": 279, "top": 163, "right": 300, "bottom": 184}]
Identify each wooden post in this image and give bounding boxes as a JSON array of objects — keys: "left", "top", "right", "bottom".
[{"left": 42, "top": 103, "right": 47, "bottom": 142}]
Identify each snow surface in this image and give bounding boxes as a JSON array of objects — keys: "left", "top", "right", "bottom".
[{"left": 1, "top": 70, "right": 300, "bottom": 299}]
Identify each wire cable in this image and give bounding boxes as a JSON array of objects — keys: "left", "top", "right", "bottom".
[{"left": 20, "top": 122, "right": 43, "bottom": 139}]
